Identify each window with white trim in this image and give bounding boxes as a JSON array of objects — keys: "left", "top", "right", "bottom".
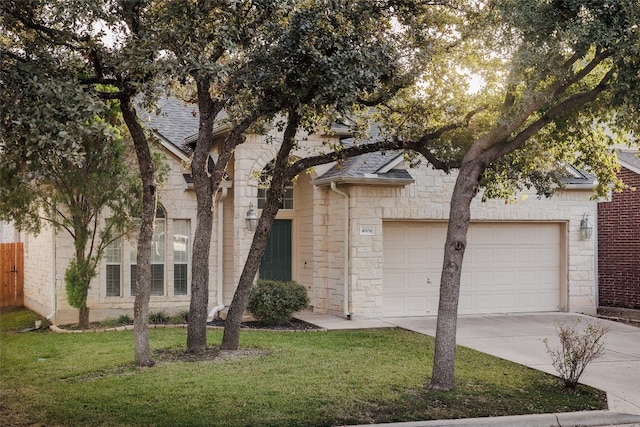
[
  {"left": 104, "top": 207, "right": 190, "bottom": 298},
  {"left": 131, "top": 206, "right": 166, "bottom": 296},
  {"left": 173, "top": 219, "right": 189, "bottom": 296},
  {"left": 105, "top": 237, "right": 122, "bottom": 297},
  {"left": 256, "top": 160, "right": 294, "bottom": 210}
]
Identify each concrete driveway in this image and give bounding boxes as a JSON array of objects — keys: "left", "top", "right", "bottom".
[{"left": 383, "top": 313, "right": 640, "bottom": 414}]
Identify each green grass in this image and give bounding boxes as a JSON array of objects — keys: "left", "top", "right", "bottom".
[{"left": 0, "top": 308, "right": 606, "bottom": 426}]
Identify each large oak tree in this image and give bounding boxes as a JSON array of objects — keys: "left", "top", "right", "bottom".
[{"left": 376, "top": 0, "right": 640, "bottom": 390}]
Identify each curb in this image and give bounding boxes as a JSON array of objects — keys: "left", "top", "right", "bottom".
[{"left": 349, "top": 411, "right": 640, "bottom": 427}]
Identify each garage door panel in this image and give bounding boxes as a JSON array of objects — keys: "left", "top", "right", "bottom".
[
  {"left": 470, "top": 271, "right": 495, "bottom": 288},
  {"left": 538, "top": 249, "right": 559, "bottom": 263},
  {"left": 473, "top": 248, "right": 495, "bottom": 264},
  {"left": 384, "top": 297, "right": 406, "bottom": 315},
  {"left": 496, "top": 271, "right": 515, "bottom": 287},
  {"left": 407, "top": 249, "right": 428, "bottom": 264},
  {"left": 383, "top": 271, "right": 404, "bottom": 288},
  {"left": 497, "top": 248, "right": 517, "bottom": 263},
  {"left": 383, "top": 222, "right": 560, "bottom": 316},
  {"left": 406, "top": 272, "right": 429, "bottom": 287}
]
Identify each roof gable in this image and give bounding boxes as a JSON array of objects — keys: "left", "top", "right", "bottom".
[
  {"left": 618, "top": 151, "right": 640, "bottom": 175},
  {"left": 313, "top": 150, "right": 414, "bottom": 186}
]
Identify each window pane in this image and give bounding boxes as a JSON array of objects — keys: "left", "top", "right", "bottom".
[
  {"left": 174, "top": 220, "right": 189, "bottom": 296},
  {"left": 130, "top": 265, "right": 137, "bottom": 296},
  {"left": 152, "top": 220, "right": 165, "bottom": 263},
  {"left": 283, "top": 188, "right": 294, "bottom": 209},
  {"left": 174, "top": 264, "right": 188, "bottom": 295},
  {"left": 257, "top": 187, "right": 294, "bottom": 210},
  {"left": 106, "top": 265, "right": 121, "bottom": 297},
  {"left": 130, "top": 237, "right": 138, "bottom": 264},
  {"left": 257, "top": 188, "right": 267, "bottom": 209},
  {"left": 173, "top": 220, "right": 189, "bottom": 263},
  {"left": 130, "top": 266, "right": 164, "bottom": 296},
  {"left": 105, "top": 238, "right": 121, "bottom": 263},
  {"left": 151, "top": 264, "right": 164, "bottom": 296}
]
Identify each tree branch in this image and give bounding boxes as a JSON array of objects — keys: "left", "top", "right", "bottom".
[
  {"left": 553, "top": 48, "right": 612, "bottom": 96},
  {"left": 490, "top": 68, "right": 614, "bottom": 161}
]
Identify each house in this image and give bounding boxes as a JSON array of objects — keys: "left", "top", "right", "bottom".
[
  {"left": 22, "top": 98, "right": 601, "bottom": 324},
  {"left": 597, "top": 150, "right": 640, "bottom": 314}
]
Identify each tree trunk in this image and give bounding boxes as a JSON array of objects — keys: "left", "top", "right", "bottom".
[
  {"left": 186, "top": 146, "right": 214, "bottom": 353},
  {"left": 79, "top": 303, "right": 90, "bottom": 329},
  {"left": 186, "top": 77, "right": 217, "bottom": 353},
  {"left": 429, "top": 159, "right": 486, "bottom": 390},
  {"left": 120, "top": 97, "right": 156, "bottom": 368},
  {"left": 220, "top": 109, "right": 299, "bottom": 351},
  {"left": 220, "top": 202, "right": 280, "bottom": 350}
]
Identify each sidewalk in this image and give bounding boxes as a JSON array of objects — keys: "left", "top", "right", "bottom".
[{"left": 295, "top": 311, "right": 640, "bottom": 427}]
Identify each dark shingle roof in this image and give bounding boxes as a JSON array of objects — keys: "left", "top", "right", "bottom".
[
  {"left": 618, "top": 151, "right": 640, "bottom": 172},
  {"left": 561, "top": 165, "right": 596, "bottom": 186},
  {"left": 139, "top": 97, "right": 200, "bottom": 154},
  {"left": 313, "top": 149, "right": 414, "bottom": 186}
]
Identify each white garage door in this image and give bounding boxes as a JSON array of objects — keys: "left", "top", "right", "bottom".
[{"left": 383, "top": 222, "right": 561, "bottom": 316}]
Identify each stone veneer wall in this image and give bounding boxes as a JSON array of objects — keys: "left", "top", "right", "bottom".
[
  {"left": 23, "top": 146, "right": 207, "bottom": 324},
  {"left": 312, "top": 164, "right": 598, "bottom": 319}
]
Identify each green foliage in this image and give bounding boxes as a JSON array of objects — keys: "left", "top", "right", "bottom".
[
  {"left": 0, "top": 308, "right": 45, "bottom": 332},
  {"left": 544, "top": 319, "right": 609, "bottom": 389},
  {"left": 169, "top": 310, "right": 189, "bottom": 324},
  {"left": 374, "top": 0, "right": 640, "bottom": 201},
  {"left": 148, "top": 311, "right": 169, "bottom": 325},
  {"left": 247, "top": 280, "right": 309, "bottom": 326},
  {"left": 117, "top": 314, "right": 133, "bottom": 325},
  {"left": 64, "top": 258, "right": 97, "bottom": 309}
]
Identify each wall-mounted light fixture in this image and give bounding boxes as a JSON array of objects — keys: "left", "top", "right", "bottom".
[
  {"left": 580, "top": 213, "right": 593, "bottom": 240},
  {"left": 245, "top": 203, "right": 258, "bottom": 231}
]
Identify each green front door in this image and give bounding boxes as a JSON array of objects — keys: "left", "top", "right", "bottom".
[{"left": 260, "top": 219, "right": 292, "bottom": 281}]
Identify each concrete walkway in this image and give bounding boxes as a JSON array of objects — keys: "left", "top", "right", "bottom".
[{"left": 295, "top": 311, "right": 640, "bottom": 426}]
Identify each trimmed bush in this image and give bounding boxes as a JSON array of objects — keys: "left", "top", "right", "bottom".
[
  {"left": 247, "top": 279, "right": 309, "bottom": 326},
  {"left": 149, "top": 310, "right": 169, "bottom": 325},
  {"left": 169, "top": 310, "right": 189, "bottom": 324}
]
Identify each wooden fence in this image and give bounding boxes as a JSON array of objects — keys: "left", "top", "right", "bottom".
[{"left": 0, "top": 242, "right": 24, "bottom": 308}]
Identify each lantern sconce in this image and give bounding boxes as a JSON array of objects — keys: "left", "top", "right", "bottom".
[
  {"left": 580, "top": 213, "right": 593, "bottom": 240},
  {"left": 245, "top": 203, "right": 258, "bottom": 231}
]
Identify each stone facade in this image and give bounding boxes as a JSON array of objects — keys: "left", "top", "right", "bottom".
[
  {"left": 21, "top": 113, "right": 600, "bottom": 323},
  {"left": 311, "top": 163, "right": 598, "bottom": 318}
]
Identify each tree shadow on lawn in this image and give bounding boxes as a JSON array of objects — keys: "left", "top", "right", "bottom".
[{"left": 337, "top": 379, "right": 607, "bottom": 425}]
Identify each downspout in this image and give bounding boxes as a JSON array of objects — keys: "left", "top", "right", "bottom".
[
  {"left": 46, "top": 225, "right": 57, "bottom": 321},
  {"left": 207, "top": 185, "right": 228, "bottom": 321},
  {"left": 330, "top": 181, "right": 351, "bottom": 319}
]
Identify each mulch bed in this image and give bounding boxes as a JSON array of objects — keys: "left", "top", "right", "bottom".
[
  {"left": 54, "top": 318, "right": 320, "bottom": 332},
  {"left": 207, "top": 318, "right": 319, "bottom": 331}
]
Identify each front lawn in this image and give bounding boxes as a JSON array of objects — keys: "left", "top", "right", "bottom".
[{"left": 0, "top": 308, "right": 606, "bottom": 426}]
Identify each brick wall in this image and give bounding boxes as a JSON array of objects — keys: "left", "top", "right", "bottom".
[{"left": 598, "top": 166, "right": 640, "bottom": 309}]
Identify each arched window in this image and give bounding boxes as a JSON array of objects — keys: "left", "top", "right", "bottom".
[{"left": 106, "top": 206, "right": 191, "bottom": 298}]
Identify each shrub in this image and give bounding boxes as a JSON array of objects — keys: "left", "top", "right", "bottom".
[
  {"left": 64, "top": 258, "right": 96, "bottom": 309},
  {"left": 101, "top": 317, "right": 119, "bottom": 328},
  {"left": 116, "top": 314, "right": 132, "bottom": 325},
  {"left": 169, "top": 310, "right": 189, "bottom": 324},
  {"left": 543, "top": 318, "right": 609, "bottom": 389},
  {"left": 102, "top": 314, "right": 132, "bottom": 328},
  {"left": 247, "top": 279, "right": 309, "bottom": 326},
  {"left": 149, "top": 310, "right": 169, "bottom": 325}
]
